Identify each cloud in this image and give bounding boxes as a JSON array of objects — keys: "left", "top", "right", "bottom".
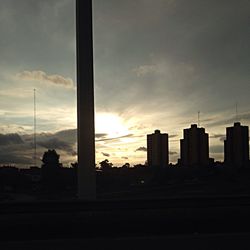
[
  {"left": 129, "top": 125, "right": 147, "bottom": 131},
  {"left": 206, "top": 112, "right": 250, "bottom": 128},
  {"left": 96, "top": 134, "right": 134, "bottom": 142},
  {"left": 101, "top": 152, "right": 110, "bottom": 157},
  {"left": 132, "top": 64, "right": 158, "bottom": 77},
  {"left": 209, "top": 134, "right": 226, "bottom": 142},
  {"left": 37, "top": 138, "right": 75, "bottom": 155},
  {"left": 169, "top": 134, "right": 178, "bottom": 138},
  {"left": 0, "top": 88, "right": 33, "bottom": 98},
  {"left": 210, "top": 134, "right": 225, "bottom": 139},
  {"left": 53, "top": 129, "right": 108, "bottom": 142},
  {"left": 71, "top": 151, "right": 77, "bottom": 156},
  {"left": 169, "top": 151, "right": 178, "bottom": 155},
  {"left": 0, "top": 129, "right": 78, "bottom": 167},
  {"left": 0, "top": 153, "right": 32, "bottom": 165},
  {"left": 121, "top": 157, "right": 128, "bottom": 160},
  {"left": 135, "top": 146, "right": 147, "bottom": 152},
  {"left": 54, "top": 129, "right": 76, "bottom": 144},
  {"left": 95, "top": 133, "right": 108, "bottom": 138},
  {"left": 0, "top": 133, "right": 24, "bottom": 145},
  {"left": 0, "top": 0, "right": 248, "bottom": 167},
  {"left": 0, "top": 142, "right": 34, "bottom": 166},
  {"left": 94, "top": 0, "right": 250, "bottom": 122},
  {"left": 16, "top": 70, "right": 74, "bottom": 88}
]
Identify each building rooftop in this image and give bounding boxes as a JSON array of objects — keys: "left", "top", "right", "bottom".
[
  {"left": 191, "top": 124, "right": 198, "bottom": 128},
  {"left": 234, "top": 122, "right": 241, "bottom": 126}
]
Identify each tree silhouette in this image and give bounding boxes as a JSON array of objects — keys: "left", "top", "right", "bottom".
[
  {"left": 41, "top": 149, "right": 62, "bottom": 193},
  {"left": 122, "top": 163, "right": 130, "bottom": 169},
  {"left": 71, "top": 162, "right": 78, "bottom": 169},
  {"left": 41, "top": 149, "right": 61, "bottom": 169},
  {"left": 99, "top": 159, "right": 113, "bottom": 171}
]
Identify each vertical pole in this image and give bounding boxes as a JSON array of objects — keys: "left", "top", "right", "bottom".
[
  {"left": 198, "top": 111, "right": 200, "bottom": 127},
  {"left": 236, "top": 102, "right": 238, "bottom": 122},
  {"left": 34, "top": 88, "right": 37, "bottom": 167},
  {"left": 76, "top": 0, "right": 96, "bottom": 199}
]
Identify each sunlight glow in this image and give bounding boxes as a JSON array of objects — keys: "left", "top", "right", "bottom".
[{"left": 95, "top": 113, "right": 129, "bottom": 137}]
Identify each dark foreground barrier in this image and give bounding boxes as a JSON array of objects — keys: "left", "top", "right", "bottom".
[{"left": 1, "top": 195, "right": 250, "bottom": 249}]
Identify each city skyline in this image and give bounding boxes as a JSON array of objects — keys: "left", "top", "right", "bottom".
[
  {"left": 0, "top": 0, "right": 249, "bottom": 166},
  {"left": 0, "top": 121, "right": 249, "bottom": 168}
]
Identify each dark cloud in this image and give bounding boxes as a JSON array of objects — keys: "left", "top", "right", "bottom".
[
  {"left": 95, "top": 133, "right": 108, "bottom": 139},
  {"left": 209, "top": 134, "right": 226, "bottom": 142},
  {"left": 169, "top": 134, "right": 178, "bottom": 139},
  {"left": 0, "top": 129, "right": 136, "bottom": 167},
  {"left": 0, "top": 0, "right": 75, "bottom": 77},
  {"left": 0, "top": 129, "right": 78, "bottom": 167},
  {"left": 37, "top": 138, "right": 74, "bottom": 155},
  {"left": 207, "top": 113, "right": 250, "bottom": 128},
  {"left": 0, "top": 153, "right": 32, "bottom": 165},
  {"left": 54, "top": 129, "right": 76, "bottom": 144},
  {"left": 0, "top": 133, "right": 24, "bottom": 145},
  {"left": 71, "top": 150, "right": 77, "bottom": 156},
  {"left": 22, "top": 132, "right": 53, "bottom": 142},
  {"left": 135, "top": 146, "right": 147, "bottom": 152},
  {"left": 53, "top": 129, "right": 108, "bottom": 142},
  {"left": 94, "top": 0, "right": 250, "bottom": 117},
  {"left": 210, "top": 134, "right": 225, "bottom": 139},
  {"left": 101, "top": 152, "right": 110, "bottom": 157},
  {"left": 0, "top": 0, "right": 249, "bottom": 166},
  {"left": 96, "top": 134, "right": 134, "bottom": 142},
  {"left": 0, "top": 142, "right": 34, "bottom": 166}
]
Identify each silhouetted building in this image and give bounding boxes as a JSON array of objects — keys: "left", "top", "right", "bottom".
[
  {"left": 224, "top": 122, "right": 249, "bottom": 167},
  {"left": 180, "top": 124, "right": 209, "bottom": 167},
  {"left": 147, "top": 130, "right": 169, "bottom": 167}
]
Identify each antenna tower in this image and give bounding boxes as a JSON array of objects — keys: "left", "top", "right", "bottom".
[
  {"left": 235, "top": 102, "right": 238, "bottom": 122},
  {"left": 198, "top": 111, "right": 200, "bottom": 127},
  {"left": 33, "top": 89, "right": 37, "bottom": 167}
]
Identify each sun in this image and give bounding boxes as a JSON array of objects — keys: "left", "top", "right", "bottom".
[{"left": 95, "top": 113, "right": 129, "bottom": 137}]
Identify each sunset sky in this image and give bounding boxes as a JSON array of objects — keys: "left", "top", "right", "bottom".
[{"left": 0, "top": 0, "right": 249, "bottom": 167}]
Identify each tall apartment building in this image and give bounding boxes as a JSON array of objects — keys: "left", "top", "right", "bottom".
[
  {"left": 180, "top": 124, "right": 209, "bottom": 167},
  {"left": 224, "top": 122, "right": 249, "bottom": 167},
  {"left": 147, "top": 130, "right": 169, "bottom": 167}
]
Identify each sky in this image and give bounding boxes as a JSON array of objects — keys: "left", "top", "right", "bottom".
[{"left": 0, "top": 0, "right": 249, "bottom": 167}]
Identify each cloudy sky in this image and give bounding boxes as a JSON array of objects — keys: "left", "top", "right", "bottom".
[{"left": 0, "top": 0, "right": 249, "bottom": 167}]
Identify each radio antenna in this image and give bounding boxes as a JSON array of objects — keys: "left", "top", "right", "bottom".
[
  {"left": 33, "top": 88, "right": 37, "bottom": 167},
  {"left": 198, "top": 111, "right": 200, "bottom": 127},
  {"left": 235, "top": 102, "right": 238, "bottom": 122}
]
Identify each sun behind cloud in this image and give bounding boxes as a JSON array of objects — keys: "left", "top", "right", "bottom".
[{"left": 95, "top": 113, "right": 129, "bottom": 138}]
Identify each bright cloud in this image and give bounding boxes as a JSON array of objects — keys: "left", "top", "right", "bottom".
[
  {"left": 133, "top": 64, "right": 158, "bottom": 77},
  {"left": 16, "top": 70, "right": 75, "bottom": 89}
]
